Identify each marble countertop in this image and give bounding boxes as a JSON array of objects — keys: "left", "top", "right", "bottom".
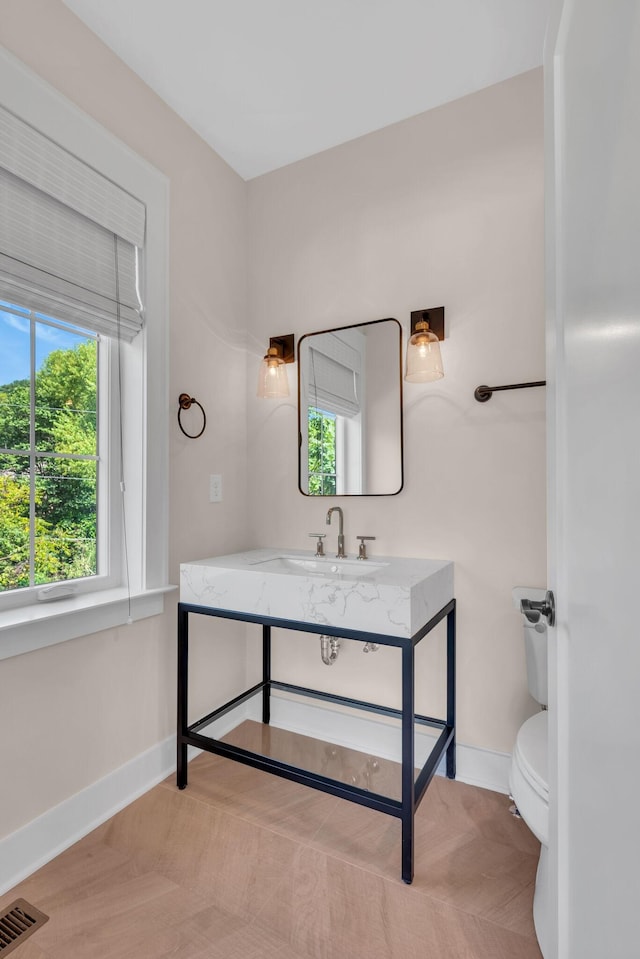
[{"left": 180, "top": 547, "right": 454, "bottom": 639}]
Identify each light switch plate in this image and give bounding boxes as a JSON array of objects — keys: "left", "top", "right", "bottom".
[{"left": 209, "top": 474, "right": 222, "bottom": 502}]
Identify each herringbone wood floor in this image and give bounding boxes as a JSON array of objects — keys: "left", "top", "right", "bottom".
[{"left": 2, "top": 722, "right": 542, "bottom": 958}]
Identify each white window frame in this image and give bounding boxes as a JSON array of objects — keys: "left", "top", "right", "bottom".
[
  {"left": 0, "top": 48, "right": 172, "bottom": 660},
  {"left": 0, "top": 309, "right": 115, "bottom": 608},
  {"left": 337, "top": 412, "right": 363, "bottom": 495}
]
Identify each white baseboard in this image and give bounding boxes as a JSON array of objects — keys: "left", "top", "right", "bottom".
[
  {"left": 0, "top": 708, "right": 242, "bottom": 897},
  {"left": 260, "top": 694, "right": 512, "bottom": 795},
  {"left": 0, "top": 696, "right": 510, "bottom": 896}
]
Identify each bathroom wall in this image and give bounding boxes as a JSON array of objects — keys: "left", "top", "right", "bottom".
[
  {"left": 0, "top": 1, "right": 545, "bottom": 848},
  {"left": 246, "top": 68, "right": 546, "bottom": 754},
  {"left": 0, "top": 0, "right": 249, "bottom": 839}
]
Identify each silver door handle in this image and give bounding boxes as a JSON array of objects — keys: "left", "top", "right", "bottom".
[{"left": 520, "top": 590, "right": 555, "bottom": 627}]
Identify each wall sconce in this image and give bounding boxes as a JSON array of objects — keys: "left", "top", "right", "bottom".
[
  {"left": 257, "top": 333, "right": 295, "bottom": 398},
  {"left": 405, "top": 307, "right": 445, "bottom": 383}
]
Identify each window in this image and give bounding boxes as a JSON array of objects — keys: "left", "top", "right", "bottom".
[
  {"left": 0, "top": 48, "right": 170, "bottom": 659},
  {"left": 302, "top": 330, "right": 364, "bottom": 495},
  {"left": 0, "top": 305, "right": 108, "bottom": 600},
  {"left": 308, "top": 407, "right": 337, "bottom": 495}
]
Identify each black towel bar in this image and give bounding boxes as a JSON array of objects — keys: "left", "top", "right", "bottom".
[{"left": 474, "top": 381, "right": 546, "bottom": 403}]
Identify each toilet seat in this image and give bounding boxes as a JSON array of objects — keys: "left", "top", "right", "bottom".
[{"left": 509, "top": 710, "right": 549, "bottom": 846}]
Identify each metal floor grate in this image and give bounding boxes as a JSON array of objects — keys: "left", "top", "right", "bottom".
[{"left": 0, "top": 900, "right": 49, "bottom": 955}]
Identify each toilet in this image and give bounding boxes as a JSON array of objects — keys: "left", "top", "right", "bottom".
[{"left": 509, "top": 587, "right": 550, "bottom": 958}]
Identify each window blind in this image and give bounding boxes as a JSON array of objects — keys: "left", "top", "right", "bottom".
[
  {"left": 0, "top": 105, "right": 145, "bottom": 340},
  {"left": 309, "top": 346, "right": 360, "bottom": 418}
]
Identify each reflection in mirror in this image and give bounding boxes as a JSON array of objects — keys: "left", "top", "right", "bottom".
[{"left": 298, "top": 318, "right": 403, "bottom": 496}]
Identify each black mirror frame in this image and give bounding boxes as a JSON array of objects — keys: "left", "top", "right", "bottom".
[{"left": 297, "top": 316, "right": 404, "bottom": 497}]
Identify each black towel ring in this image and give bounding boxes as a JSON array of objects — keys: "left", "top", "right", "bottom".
[{"left": 177, "top": 393, "right": 206, "bottom": 438}]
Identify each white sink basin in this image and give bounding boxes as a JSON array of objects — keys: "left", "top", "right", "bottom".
[
  {"left": 180, "top": 548, "right": 453, "bottom": 639},
  {"left": 250, "top": 554, "right": 389, "bottom": 580}
]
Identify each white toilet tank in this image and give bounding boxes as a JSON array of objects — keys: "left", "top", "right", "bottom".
[
  {"left": 513, "top": 587, "right": 549, "bottom": 707},
  {"left": 523, "top": 621, "right": 548, "bottom": 706}
]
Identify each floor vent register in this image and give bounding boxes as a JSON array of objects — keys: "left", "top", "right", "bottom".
[{"left": 0, "top": 899, "right": 49, "bottom": 955}]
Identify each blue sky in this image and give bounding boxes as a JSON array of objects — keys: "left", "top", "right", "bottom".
[{"left": 0, "top": 305, "right": 90, "bottom": 386}]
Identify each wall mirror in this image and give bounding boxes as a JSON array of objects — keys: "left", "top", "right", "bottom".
[{"left": 298, "top": 317, "right": 404, "bottom": 496}]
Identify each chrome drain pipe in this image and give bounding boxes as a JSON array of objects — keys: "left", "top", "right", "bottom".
[{"left": 320, "top": 635, "right": 341, "bottom": 666}]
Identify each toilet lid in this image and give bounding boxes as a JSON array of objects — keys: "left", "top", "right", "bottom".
[{"left": 514, "top": 711, "right": 548, "bottom": 802}]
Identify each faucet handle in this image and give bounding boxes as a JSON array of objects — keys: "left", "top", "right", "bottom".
[
  {"left": 356, "top": 535, "right": 375, "bottom": 560},
  {"left": 309, "top": 533, "right": 326, "bottom": 557}
]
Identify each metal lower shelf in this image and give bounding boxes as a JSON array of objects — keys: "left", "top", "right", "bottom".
[{"left": 177, "top": 598, "right": 456, "bottom": 883}]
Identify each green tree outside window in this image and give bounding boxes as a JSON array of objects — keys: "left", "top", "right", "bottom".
[
  {"left": 308, "top": 407, "right": 337, "bottom": 495},
  {"left": 0, "top": 315, "right": 98, "bottom": 592}
]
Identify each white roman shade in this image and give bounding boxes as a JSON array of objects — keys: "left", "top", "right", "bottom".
[
  {"left": 308, "top": 334, "right": 361, "bottom": 418},
  {"left": 0, "top": 105, "right": 145, "bottom": 340}
]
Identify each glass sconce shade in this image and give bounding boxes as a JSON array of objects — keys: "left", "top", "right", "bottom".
[
  {"left": 257, "top": 346, "right": 290, "bottom": 398},
  {"left": 404, "top": 321, "right": 444, "bottom": 383}
]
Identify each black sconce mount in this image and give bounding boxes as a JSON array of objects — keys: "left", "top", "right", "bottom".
[
  {"left": 268, "top": 333, "right": 295, "bottom": 363},
  {"left": 410, "top": 307, "right": 445, "bottom": 340}
]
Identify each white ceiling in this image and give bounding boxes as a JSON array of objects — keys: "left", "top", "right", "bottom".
[{"left": 61, "top": 0, "right": 550, "bottom": 181}]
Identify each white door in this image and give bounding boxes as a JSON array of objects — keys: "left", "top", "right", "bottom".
[{"left": 546, "top": 2, "right": 640, "bottom": 957}]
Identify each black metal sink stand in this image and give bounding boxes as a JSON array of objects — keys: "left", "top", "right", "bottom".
[{"left": 177, "top": 598, "right": 456, "bottom": 884}]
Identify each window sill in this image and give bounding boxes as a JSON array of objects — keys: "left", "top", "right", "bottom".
[{"left": 0, "top": 585, "right": 177, "bottom": 661}]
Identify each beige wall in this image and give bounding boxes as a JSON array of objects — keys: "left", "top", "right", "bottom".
[
  {"left": 0, "top": 0, "right": 250, "bottom": 838},
  {"left": 246, "top": 68, "right": 546, "bottom": 753},
  {"left": 0, "top": 1, "right": 545, "bottom": 843}
]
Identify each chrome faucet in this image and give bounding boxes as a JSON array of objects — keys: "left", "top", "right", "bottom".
[{"left": 326, "top": 506, "right": 346, "bottom": 558}]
